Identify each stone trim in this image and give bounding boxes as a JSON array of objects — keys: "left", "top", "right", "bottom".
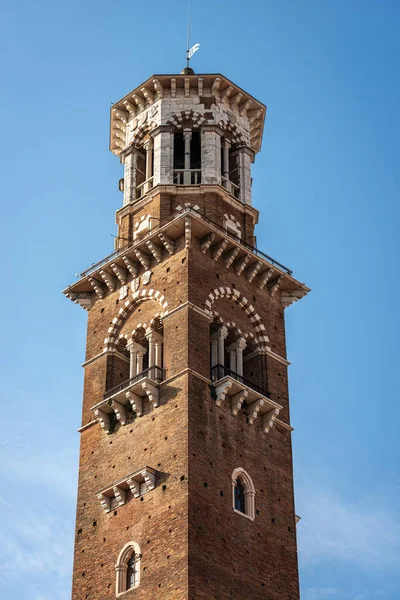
[
  {"left": 104, "top": 289, "right": 169, "bottom": 351},
  {"left": 162, "top": 301, "right": 211, "bottom": 322},
  {"left": 97, "top": 466, "right": 156, "bottom": 514},
  {"left": 166, "top": 109, "right": 206, "bottom": 130},
  {"left": 205, "top": 287, "right": 269, "bottom": 351},
  {"left": 81, "top": 349, "right": 129, "bottom": 368},
  {"left": 232, "top": 467, "right": 256, "bottom": 521},
  {"left": 266, "top": 349, "right": 291, "bottom": 366},
  {"left": 115, "top": 541, "right": 142, "bottom": 595},
  {"left": 77, "top": 420, "right": 98, "bottom": 433},
  {"left": 275, "top": 419, "right": 294, "bottom": 432},
  {"left": 161, "top": 367, "right": 212, "bottom": 387},
  {"left": 211, "top": 314, "right": 256, "bottom": 344}
]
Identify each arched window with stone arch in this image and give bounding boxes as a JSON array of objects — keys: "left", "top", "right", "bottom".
[
  {"left": 115, "top": 541, "right": 142, "bottom": 595},
  {"left": 232, "top": 468, "right": 255, "bottom": 520}
]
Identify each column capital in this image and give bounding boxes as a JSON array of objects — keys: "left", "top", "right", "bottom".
[
  {"left": 127, "top": 341, "right": 147, "bottom": 354},
  {"left": 143, "top": 138, "right": 154, "bottom": 150},
  {"left": 183, "top": 128, "right": 192, "bottom": 140},
  {"left": 145, "top": 330, "right": 163, "bottom": 344},
  {"left": 235, "top": 337, "right": 247, "bottom": 351},
  {"left": 211, "top": 325, "right": 228, "bottom": 341}
]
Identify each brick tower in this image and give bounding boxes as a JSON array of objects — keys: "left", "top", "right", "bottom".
[{"left": 64, "top": 69, "right": 309, "bottom": 600}]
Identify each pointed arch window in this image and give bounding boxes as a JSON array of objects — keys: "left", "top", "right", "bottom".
[
  {"left": 116, "top": 541, "right": 141, "bottom": 595},
  {"left": 232, "top": 468, "right": 256, "bottom": 520}
]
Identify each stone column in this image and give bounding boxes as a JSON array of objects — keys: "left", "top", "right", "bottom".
[
  {"left": 228, "top": 343, "right": 237, "bottom": 373},
  {"left": 217, "top": 326, "right": 228, "bottom": 378},
  {"left": 144, "top": 139, "right": 154, "bottom": 192},
  {"left": 235, "top": 338, "right": 247, "bottom": 378},
  {"left": 128, "top": 342, "right": 147, "bottom": 379},
  {"left": 127, "top": 342, "right": 138, "bottom": 380},
  {"left": 122, "top": 148, "right": 138, "bottom": 206},
  {"left": 201, "top": 125, "right": 221, "bottom": 184},
  {"left": 183, "top": 129, "right": 192, "bottom": 184},
  {"left": 146, "top": 330, "right": 163, "bottom": 380},
  {"left": 211, "top": 336, "right": 218, "bottom": 369},
  {"left": 152, "top": 126, "right": 173, "bottom": 186},
  {"left": 155, "top": 339, "right": 163, "bottom": 380},
  {"left": 222, "top": 139, "right": 231, "bottom": 193},
  {"left": 136, "top": 348, "right": 146, "bottom": 376}
]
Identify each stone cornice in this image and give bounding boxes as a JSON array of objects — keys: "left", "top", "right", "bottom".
[
  {"left": 81, "top": 349, "right": 129, "bottom": 368},
  {"left": 115, "top": 183, "right": 260, "bottom": 225},
  {"left": 110, "top": 73, "right": 266, "bottom": 156},
  {"left": 78, "top": 420, "right": 98, "bottom": 433},
  {"left": 275, "top": 419, "right": 294, "bottom": 432},
  {"left": 64, "top": 208, "right": 309, "bottom": 311},
  {"left": 162, "top": 301, "right": 211, "bottom": 322},
  {"left": 266, "top": 349, "right": 291, "bottom": 366}
]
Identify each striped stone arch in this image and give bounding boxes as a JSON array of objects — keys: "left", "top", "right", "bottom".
[
  {"left": 211, "top": 314, "right": 256, "bottom": 344},
  {"left": 116, "top": 314, "right": 163, "bottom": 345},
  {"left": 130, "top": 120, "right": 158, "bottom": 146},
  {"left": 104, "top": 290, "right": 168, "bottom": 351},
  {"left": 217, "top": 120, "right": 246, "bottom": 146},
  {"left": 205, "top": 287, "right": 269, "bottom": 351},
  {"left": 166, "top": 110, "right": 207, "bottom": 129}
]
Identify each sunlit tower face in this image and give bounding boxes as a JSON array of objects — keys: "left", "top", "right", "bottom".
[{"left": 65, "top": 68, "right": 309, "bottom": 600}]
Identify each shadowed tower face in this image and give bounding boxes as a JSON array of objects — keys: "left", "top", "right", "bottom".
[{"left": 64, "top": 70, "right": 309, "bottom": 600}]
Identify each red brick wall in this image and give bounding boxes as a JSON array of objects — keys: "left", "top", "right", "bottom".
[{"left": 71, "top": 196, "right": 299, "bottom": 600}]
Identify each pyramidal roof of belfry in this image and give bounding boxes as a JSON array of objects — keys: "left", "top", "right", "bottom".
[{"left": 109, "top": 72, "right": 266, "bottom": 157}]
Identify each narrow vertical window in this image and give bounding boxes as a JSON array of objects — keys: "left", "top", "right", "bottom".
[
  {"left": 116, "top": 541, "right": 141, "bottom": 595},
  {"left": 234, "top": 478, "right": 245, "bottom": 513},
  {"left": 231, "top": 468, "right": 256, "bottom": 520},
  {"left": 127, "top": 553, "right": 137, "bottom": 589}
]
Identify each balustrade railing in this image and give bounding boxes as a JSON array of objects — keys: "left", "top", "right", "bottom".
[
  {"left": 136, "top": 176, "right": 154, "bottom": 198},
  {"left": 173, "top": 169, "right": 202, "bottom": 185},
  {"left": 211, "top": 364, "right": 270, "bottom": 398},
  {"left": 103, "top": 366, "right": 164, "bottom": 401},
  {"left": 221, "top": 176, "right": 240, "bottom": 199}
]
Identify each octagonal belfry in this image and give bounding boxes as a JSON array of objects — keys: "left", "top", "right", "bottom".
[
  {"left": 64, "top": 68, "right": 309, "bottom": 600},
  {"left": 111, "top": 73, "right": 265, "bottom": 208}
]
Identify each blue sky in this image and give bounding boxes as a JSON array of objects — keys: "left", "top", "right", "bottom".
[{"left": 1, "top": 0, "right": 399, "bottom": 598}]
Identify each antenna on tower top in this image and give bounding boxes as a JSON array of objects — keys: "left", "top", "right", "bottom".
[{"left": 182, "top": 0, "right": 200, "bottom": 74}]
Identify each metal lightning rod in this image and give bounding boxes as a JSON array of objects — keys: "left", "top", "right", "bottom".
[
  {"left": 186, "top": 0, "right": 191, "bottom": 68},
  {"left": 186, "top": 0, "right": 200, "bottom": 69}
]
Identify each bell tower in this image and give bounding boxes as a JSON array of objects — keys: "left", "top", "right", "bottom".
[{"left": 64, "top": 69, "right": 309, "bottom": 600}]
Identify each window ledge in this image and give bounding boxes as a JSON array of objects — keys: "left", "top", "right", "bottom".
[
  {"left": 234, "top": 508, "right": 255, "bottom": 521},
  {"left": 117, "top": 587, "right": 139, "bottom": 598}
]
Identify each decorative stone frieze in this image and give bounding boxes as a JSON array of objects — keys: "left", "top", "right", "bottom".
[
  {"left": 97, "top": 466, "right": 157, "bottom": 513},
  {"left": 211, "top": 374, "right": 282, "bottom": 435},
  {"left": 63, "top": 209, "right": 309, "bottom": 312},
  {"left": 91, "top": 374, "right": 161, "bottom": 432}
]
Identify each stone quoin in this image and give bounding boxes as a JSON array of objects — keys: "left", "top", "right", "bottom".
[{"left": 64, "top": 68, "right": 310, "bottom": 599}]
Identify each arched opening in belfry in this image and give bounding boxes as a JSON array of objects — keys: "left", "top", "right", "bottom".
[
  {"left": 173, "top": 128, "right": 201, "bottom": 185},
  {"left": 243, "top": 338, "right": 269, "bottom": 395},
  {"left": 190, "top": 131, "right": 201, "bottom": 170},
  {"left": 173, "top": 132, "right": 185, "bottom": 170},
  {"left": 220, "top": 137, "right": 240, "bottom": 199},
  {"left": 209, "top": 319, "right": 269, "bottom": 395},
  {"left": 136, "top": 135, "right": 154, "bottom": 199}
]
